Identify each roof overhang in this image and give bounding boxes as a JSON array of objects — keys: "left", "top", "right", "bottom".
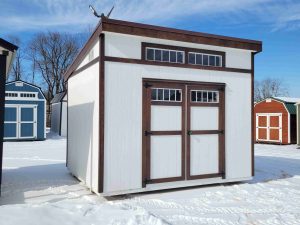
[
  {"left": 64, "top": 17, "right": 262, "bottom": 80},
  {"left": 0, "top": 38, "right": 18, "bottom": 78}
]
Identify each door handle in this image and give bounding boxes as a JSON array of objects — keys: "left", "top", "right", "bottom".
[{"left": 187, "top": 131, "right": 192, "bottom": 135}]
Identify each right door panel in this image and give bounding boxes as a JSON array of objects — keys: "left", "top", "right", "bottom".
[{"left": 187, "top": 86, "right": 225, "bottom": 180}]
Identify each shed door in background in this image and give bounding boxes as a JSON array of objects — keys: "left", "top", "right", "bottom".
[
  {"left": 4, "top": 106, "right": 18, "bottom": 139},
  {"left": 143, "top": 82, "right": 185, "bottom": 185},
  {"left": 19, "top": 106, "right": 37, "bottom": 139},
  {"left": 187, "top": 86, "right": 225, "bottom": 179},
  {"left": 256, "top": 114, "right": 282, "bottom": 142}
]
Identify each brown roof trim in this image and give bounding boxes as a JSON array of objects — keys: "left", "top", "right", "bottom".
[
  {"left": 64, "top": 20, "right": 103, "bottom": 80},
  {"left": 64, "top": 17, "right": 262, "bottom": 80},
  {"left": 102, "top": 17, "right": 262, "bottom": 52},
  {"left": 0, "top": 38, "right": 18, "bottom": 52}
]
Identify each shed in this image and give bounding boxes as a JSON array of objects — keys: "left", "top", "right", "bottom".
[
  {"left": 51, "top": 91, "right": 67, "bottom": 136},
  {"left": 0, "top": 38, "right": 18, "bottom": 194},
  {"left": 64, "top": 17, "right": 262, "bottom": 196},
  {"left": 296, "top": 102, "right": 300, "bottom": 146},
  {"left": 4, "top": 80, "right": 46, "bottom": 141},
  {"left": 254, "top": 97, "right": 300, "bottom": 144}
]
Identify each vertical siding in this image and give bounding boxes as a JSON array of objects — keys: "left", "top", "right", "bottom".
[
  {"left": 67, "top": 62, "right": 99, "bottom": 192},
  {"left": 104, "top": 61, "right": 252, "bottom": 193},
  {"left": 51, "top": 103, "right": 60, "bottom": 134}
]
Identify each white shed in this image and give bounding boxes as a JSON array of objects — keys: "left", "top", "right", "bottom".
[
  {"left": 64, "top": 16, "right": 262, "bottom": 196},
  {"left": 50, "top": 92, "right": 67, "bottom": 136}
]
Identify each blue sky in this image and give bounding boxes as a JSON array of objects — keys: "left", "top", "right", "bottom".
[{"left": 1, "top": 0, "right": 300, "bottom": 96}]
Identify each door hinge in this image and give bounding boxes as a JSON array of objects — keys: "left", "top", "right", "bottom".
[
  {"left": 143, "top": 82, "right": 153, "bottom": 88},
  {"left": 144, "top": 130, "right": 153, "bottom": 136}
]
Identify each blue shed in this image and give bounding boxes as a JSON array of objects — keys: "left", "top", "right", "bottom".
[{"left": 4, "top": 80, "right": 46, "bottom": 141}]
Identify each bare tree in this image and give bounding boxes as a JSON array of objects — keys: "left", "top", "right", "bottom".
[
  {"left": 254, "top": 78, "right": 289, "bottom": 102},
  {"left": 7, "top": 36, "right": 23, "bottom": 81},
  {"left": 28, "top": 32, "right": 79, "bottom": 103}
]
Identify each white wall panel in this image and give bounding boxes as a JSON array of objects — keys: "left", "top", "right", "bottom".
[
  {"left": 104, "top": 32, "right": 252, "bottom": 69},
  {"left": 191, "top": 107, "right": 218, "bottom": 130},
  {"left": 67, "top": 62, "right": 99, "bottom": 192},
  {"left": 190, "top": 134, "right": 219, "bottom": 175},
  {"left": 151, "top": 105, "right": 181, "bottom": 131},
  {"left": 77, "top": 40, "right": 100, "bottom": 70},
  {"left": 104, "top": 61, "right": 252, "bottom": 193},
  {"left": 150, "top": 135, "right": 182, "bottom": 179}
]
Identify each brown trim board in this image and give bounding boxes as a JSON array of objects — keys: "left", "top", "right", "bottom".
[
  {"left": 70, "top": 56, "right": 100, "bottom": 78},
  {"left": 105, "top": 56, "right": 251, "bottom": 74},
  {"left": 64, "top": 17, "right": 262, "bottom": 80},
  {"left": 0, "top": 53, "right": 8, "bottom": 195},
  {"left": 98, "top": 33, "right": 105, "bottom": 193},
  {"left": 251, "top": 52, "right": 256, "bottom": 177},
  {"left": 101, "top": 17, "right": 262, "bottom": 52}
]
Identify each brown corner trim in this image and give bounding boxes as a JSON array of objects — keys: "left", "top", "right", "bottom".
[
  {"left": 0, "top": 54, "right": 8, "bottom": 195},
  {"left": 66, "top": 56, "right": 100, "bottom": 81},
  {"left": 104, "top": 56, "right": 251, "bottom": 74},
  {"left": 251, "top": 52, "right": 255, "bottom": 177},
  {"left": 98, "top": 33, "right": 105, "bottom": 193}
]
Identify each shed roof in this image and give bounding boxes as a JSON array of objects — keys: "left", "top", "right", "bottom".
[
  {"left": 64, "top": 16, "right": 262, "bottom": 80},
  {"left": 51, "top": 92, "right": 66, "bottom": 104},
  {"left": 272, "top": 97, "right": 299, "bottom": 115}
]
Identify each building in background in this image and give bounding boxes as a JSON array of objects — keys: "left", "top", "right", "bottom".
[
  {"left": 4, "top": 80, "right": 46, "bottom": 141},
  {"left": 254, "top": 97, "right": 300, "bottom": 144},
  {"left": 51, "top": 91, "right": 67, "bottom": 136},
  {"left": 0, "top": 38, "right": 18, "bottom": 194}
]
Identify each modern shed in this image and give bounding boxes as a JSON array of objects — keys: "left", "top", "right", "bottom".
[
  {"left": 4, "top": 80, "right": 46, "bottom": 141},
  {"left": 254, "top": 97, "right": 299, "bottom": 144},
  {"left": 51, "top": 91, "right": 67, "bottom": 136},
  {"left": 64, "top": 17, "right": 262, "bottom": 196}
]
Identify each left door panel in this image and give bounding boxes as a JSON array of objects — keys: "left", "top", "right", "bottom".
[{"left": 4, "top": 107, "right": 18, "bottom": 139}]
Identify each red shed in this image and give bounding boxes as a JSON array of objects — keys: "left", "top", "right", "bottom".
[{"left": 254, "top": 97, "right": 299, "bottom": 144}]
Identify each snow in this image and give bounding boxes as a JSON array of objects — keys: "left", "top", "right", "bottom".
[{"left": 1, "top": 134, "right": 300, "bottom": 224}]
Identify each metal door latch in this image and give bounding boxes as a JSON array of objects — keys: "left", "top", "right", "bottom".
[{"left": 187, "top": 131, "right": 192, "bottom": 135}]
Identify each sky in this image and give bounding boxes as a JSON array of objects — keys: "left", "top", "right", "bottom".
[{"left": 1, "top": 0, "right": 300, "bottom": 96}]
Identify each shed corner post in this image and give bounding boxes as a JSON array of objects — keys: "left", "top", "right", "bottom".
[
  {"left": 98, "top": 33, "right": 105, "bottom": 193},
  {"left": 0, "top": 52, "right": 8, "bottom": 195}
]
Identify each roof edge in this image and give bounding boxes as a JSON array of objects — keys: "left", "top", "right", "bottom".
[
  {"left": 64, "top": 16, "right": 262, "bottom": 80},
  {"left": 0, "top": 38, "right": 18, "bottom": 52}
]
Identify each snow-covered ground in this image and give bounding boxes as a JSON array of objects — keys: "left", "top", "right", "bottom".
[{"left": 1, "top": 133, "right": 300, "bottom": 225}]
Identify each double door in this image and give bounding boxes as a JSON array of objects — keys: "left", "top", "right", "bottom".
[
  {"left": 4, "top": 105, "right": 37, "bottom": 140},
  {"left": 256, "top": 113, "right": 282, "bottom": 143},
  {"left": 142, "top": 79, "right": 225, "bottom": 186}
]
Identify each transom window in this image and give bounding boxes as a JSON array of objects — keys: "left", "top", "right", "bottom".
[
  {"left": 191, "top": 90, "right": 219, "bottom": 103},
  {"left": 5, "top": 92, "right": 18, "bottom": 97},
  {"left": 146, "top": 48, "right": 184, "bottom": 64},
  {"left": 151, "top": 88, "right": 182, "bottom": 102},
  {"left": 188, "top": 52, "right": 222, "bottom": 67}
]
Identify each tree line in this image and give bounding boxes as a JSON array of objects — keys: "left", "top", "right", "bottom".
[{"left": 7, "top": 32, "right": 82, "bottom": 105}]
